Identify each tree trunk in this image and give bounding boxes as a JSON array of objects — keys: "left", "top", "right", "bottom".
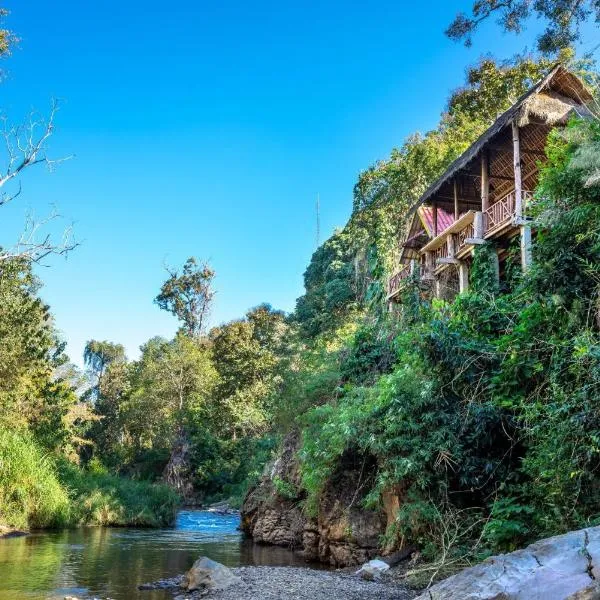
[{"left": 163, "top": 427, "right": 194, "bottom": 501}]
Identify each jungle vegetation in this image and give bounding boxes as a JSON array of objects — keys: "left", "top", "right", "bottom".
[{"left": 1, "top": 5, "right": 599, "bottom": 570}]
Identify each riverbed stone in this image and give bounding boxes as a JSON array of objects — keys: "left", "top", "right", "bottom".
[
  {"left": 356, "top": 558, "right": 391, "bottom": 580},
  {"left": 184, "top": 557, "right": 242, "bottom": 592},
  {"left": 415, "top": 526, "right": 600, "bottom": 600}
]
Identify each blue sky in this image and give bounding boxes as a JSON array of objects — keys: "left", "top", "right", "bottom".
[{"left": 0, "top": 1, "right": 597, "bottom": 365}]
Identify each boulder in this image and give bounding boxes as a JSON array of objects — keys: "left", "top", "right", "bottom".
[
  {"left": 184, "top": 557, "right": 242, "bottom": 592},
  {"left": 416, "top": 526, "right": 600, "bottom": 600},
  {"left": 356, "top": 558, "right": 391, "bottom": 581}
]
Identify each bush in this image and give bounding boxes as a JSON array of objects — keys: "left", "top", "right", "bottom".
[
  {"left": 0, "top": 427, "right": 179, "bottom": 531},
  {"left": 0, "top": 428, "right": 70, "bottom": 529},
  {"left": 58, "top": 461, "right": 179, "bottom": 527}
]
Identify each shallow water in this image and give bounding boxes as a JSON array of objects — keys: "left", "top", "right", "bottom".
[{"left": 0, "top": 510, "right": 312, "bottom": 600}]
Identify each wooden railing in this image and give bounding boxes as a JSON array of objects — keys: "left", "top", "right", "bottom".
[
  {"left": 388, "top": 265, "right": 410, "bottom": 297},
  {"left": 457, "top": 222, "right": 474, "bottom": 251},
  {"left": 484, "top": 190, "right": 533, "bottom": 233},
  {"left": 434, "top": 243, "right": 449, "bottom": 262}
]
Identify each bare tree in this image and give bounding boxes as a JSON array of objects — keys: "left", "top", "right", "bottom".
[{"left": 0, "top": 99, "right": 77, "bottom": 263}]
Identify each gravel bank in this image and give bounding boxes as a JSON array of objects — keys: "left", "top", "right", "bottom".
[{"left": 166, "top": 566, "right": 415, "bottom": 600}]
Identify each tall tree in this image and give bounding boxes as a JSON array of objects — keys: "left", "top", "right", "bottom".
[
  {"left": 155, "top": 257, "right": 215, "bottom": 337},
  {"left": 83, "top": 340, "right": 126, "bottom": 400},
  {"left": 446, "top": 0, "right": 599, "bottom": 55}
]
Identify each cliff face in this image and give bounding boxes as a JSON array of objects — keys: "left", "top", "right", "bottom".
[{"left": 240, "top": 432, "right": 397, "bottom": 567}]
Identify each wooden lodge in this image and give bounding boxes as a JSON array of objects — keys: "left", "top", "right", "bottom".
[{"left": 387, "top": 65, "right": 593, "bottom": 304}]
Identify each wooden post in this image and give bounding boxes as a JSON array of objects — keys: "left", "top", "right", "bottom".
[
  {"left": 492, "top": 249, "right": 500, "bottom": 286},
  {"left": 474, "top": 212, "right": 484, "bottom": 239},
  {"left": 458, "top": 262, "right": 469, "bottom": 293},
  {"left": 521, "top": 225, "right": 532, "bottom": 271},
  {"left": 447, "top": 234, "right": 455, "bottom": 258},
  {"left": 512, "top": 121, "right": 522, "bottom": 218},
  {"left": 481, "top": 152, "right": 489, "bottom": 213},
  {"left": 453, "top": 179, "right": 459, "bottom": 220},
  {"left": 433, "top": 202, "right": 438, "bottom": 237}
]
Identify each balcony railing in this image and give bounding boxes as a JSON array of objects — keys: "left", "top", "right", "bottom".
[
  {"left": 457, "top": 222, "right": 475, "bottom": 251},
  {"left": 484, "top": 190, "right": 533, "bottom": 233},
  {"left": 434, "top": 244, "right": 449, "bottom": 262},
  {"left": 387, "top": 265, "right": 411, "bottom": 298}
]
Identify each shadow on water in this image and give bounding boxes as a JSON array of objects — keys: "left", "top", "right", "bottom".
[{"left": 0, "top": 510, "right": 317, "bottom": 600}]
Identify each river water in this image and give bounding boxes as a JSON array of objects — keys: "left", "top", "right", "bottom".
[{"left": 0, "top": 510, "right": 311, "bottom": 600}]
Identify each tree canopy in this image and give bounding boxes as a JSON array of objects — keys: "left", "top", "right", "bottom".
[{"left": 446, "top": 0, "right": 599, "bottom": 55}]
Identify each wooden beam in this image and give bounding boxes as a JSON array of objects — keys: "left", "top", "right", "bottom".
[
  {"left": 488, "top": 144, "right": 546, "bottom": 157},
  {"left": 512, "top": 120, "right": 523, "bottom": 218},
  {"left": 453, "top": 179, "right": 459, "bottom": 220},
  {"left": 462, "top": 171, "right": 514, "bottom": 182},
  {"left": 481, "top": 152, "right": 489, "bottom": 213}
]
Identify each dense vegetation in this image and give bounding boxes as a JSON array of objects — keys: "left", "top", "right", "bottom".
[
  {"left": 282, "top": 102, "right": 600, "bottom": 572},
  {"left": 1, "top": 7, "right": 599, "bottom": 579}
]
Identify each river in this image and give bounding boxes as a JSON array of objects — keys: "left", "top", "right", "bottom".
[{"left": 0, "top": 510, "right": 313, "bottom": 600}]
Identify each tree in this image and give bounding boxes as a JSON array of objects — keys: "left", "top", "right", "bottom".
[
  {"left": 446, "top": 0, "right": 599, "bottom": 55},
  {"left": 83, "top": 340, "right": 126, "bottom": 401},
  {"left": 210, "top": 306, "right": 288, "bottom": 436},
  {"left": 124, "top": 334, "right": 218, "bottom": 495},
  {"left": 155, "top": 257, "right": 215, "bottom": 337}
]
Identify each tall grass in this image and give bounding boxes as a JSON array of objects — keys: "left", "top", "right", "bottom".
[
  {"left": 0, "top": 428, "right": 179, "bottom": 531},
  {"left": 59, "top": 461, "right": 179, "bottom": 527},
  {"left": 0, "top": 429, "right": 70, "bottom": 529}
]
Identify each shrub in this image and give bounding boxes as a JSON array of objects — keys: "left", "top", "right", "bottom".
[{"left": 0, "top": 428, "right": 70, "bottom": 529}]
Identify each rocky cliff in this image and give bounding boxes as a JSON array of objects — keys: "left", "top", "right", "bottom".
[{"left": 240, "top": 432, "right": 400, "bottom": 567}]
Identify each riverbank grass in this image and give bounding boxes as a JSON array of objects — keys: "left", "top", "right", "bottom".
[
  {"left": 60, "top": 461, "right": 179, "bottom": 527},
  {"left": 0, "top": 429, "right": 70, "bottom": 530},
  {"left": 0, "top": 428, "right": 179, "bottom": 530}
]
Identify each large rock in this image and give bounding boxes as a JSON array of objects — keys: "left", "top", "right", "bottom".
[
  {"left": 241, "top": 431, "right": 306, "bottom": 549},
  {"left": 416, "top": 526, "right": 600, "bottom": 600},
  {"left": 241, "top": 433, "right": 400, "bottom": 567},
  {"left": 184, "top": 556, "right": 241, "bottom": 591}
]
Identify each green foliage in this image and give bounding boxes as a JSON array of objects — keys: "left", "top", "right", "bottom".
[
  {"left": 446, "top": 1, "right": 597, "bottom": 55},
  {"left": 295, "top": 117, "right": 600, "bottom": 561},
  {"left": 155, "top": 257, "right": 215, "bottom": 337},
  {"left": 58, "top": 461, "right": 178, "bottom": 527},
  {"left": 0, "top": 428, "right": 178, "bottom": 531},
  {"left": 0, "top": 428, "right": 70, "bottom": 529},
  {"left": 273, "top": 476, "right": 299, "bottom": 500}
]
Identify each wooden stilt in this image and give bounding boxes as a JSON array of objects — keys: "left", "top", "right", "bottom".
[
  {"left": 453, "top": 179, "right": 459, "bottom": 220},
  {"left": 521, "top": 225, "right": 532, "bottom": 271},
  {"left": 512, "top": 121, "right": 523, "bottom": 218},
  {"left": 481, "top": 153, "right": 489, "bottom": 214},
  {"left": 458, "top": 262, "right": 469, "bottom": 293}
]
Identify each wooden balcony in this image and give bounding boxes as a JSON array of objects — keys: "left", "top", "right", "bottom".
[
  {"left": 484, "top": 190, "right": 533, "bottom": 236},
  {"left": 421, "top": 211, "right": 481, "bottom": 267},
  {"left": 387, "top": 265, "right": 411, "bottom": 299}
]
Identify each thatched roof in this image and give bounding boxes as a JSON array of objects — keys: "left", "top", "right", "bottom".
[{"left": 412, "top": 65, "right": 592, "bottom": 212}]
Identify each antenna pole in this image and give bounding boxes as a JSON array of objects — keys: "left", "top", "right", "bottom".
[{"left": 316, "top": 193, "right": 320, "bottom": 247}]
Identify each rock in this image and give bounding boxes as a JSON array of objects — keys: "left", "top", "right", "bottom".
[
  {"left": 184, "top": 556, "right": 242, "bottom": 592},
  {"left": 356, "top": 558, "right": 391, "bottom": 580},
  {"left": 566, "top": 584, "right": 600, "bottom": 600},
  {"left": 241, "top": 434, "right": 398, "bottom": 568},
  {"left": 416, "top": 526, "right": 600, "bottom": 600}
]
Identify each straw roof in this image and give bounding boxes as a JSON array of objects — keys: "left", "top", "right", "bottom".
[{"left": 412, "top": 65, "right": 592, "bottom": 212}]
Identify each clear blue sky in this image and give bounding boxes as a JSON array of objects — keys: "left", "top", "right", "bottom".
[{"left": 0, "top": 1, "right": 596, "bottom": 365}]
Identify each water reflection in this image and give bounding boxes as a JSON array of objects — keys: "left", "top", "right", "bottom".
[{"left": 0, "top": 510, "right": 312, "bottom": 600}]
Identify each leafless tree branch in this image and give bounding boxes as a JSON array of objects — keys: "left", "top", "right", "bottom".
[
  {"left": 0, "top": 99, "right": 77, "bottom": 263},
  {"left": 0, "top": 208, "right": 78, "bottom": 265}
]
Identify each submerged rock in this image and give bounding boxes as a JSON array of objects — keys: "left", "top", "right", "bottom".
[
  {"left": 184, "top": 557, "right": 242, "bottom": 592},
  {"left": 416, "top": 526, "right": 600, "bottom": 600}
]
